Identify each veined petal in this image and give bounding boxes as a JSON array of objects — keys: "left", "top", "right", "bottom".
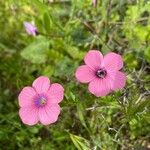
[
  {"left": 88, "top": 78, "right": 111, "bottom": 97},
  {"left": 75, "top": 65, "right": 96, "bottom": 83},
  {"left": 32, "top": 76, "right": 50, "bottom": 94},
  {"left": 46, "top": 83, "right": 64, "bottom": 104},
  {"left": 19, "top": 106, "right": 39, "bottom": 126},
  {"left": 109, "top": 71, "right": 126, "bottom": 91},
  {"left": 18, "top": 86, "right": 36, "bottom": 107},
  {"left": 39, "top": 104, "right": 60, "bottom": 125},
  {"left": 84, "top": 50, "right": 103, "bottom": 70},
  {"left": 104, "top": 52, "right": 123, "bottom": 71}
]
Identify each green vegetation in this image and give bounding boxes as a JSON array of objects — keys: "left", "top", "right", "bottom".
[{"left": 0, "top": 0, "right": 149, "bottom": 149}]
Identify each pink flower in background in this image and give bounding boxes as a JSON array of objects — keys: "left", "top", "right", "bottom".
[
  {"left": 18, "top": 76, "right": 64, "bottom": 126},
  {"left": 75, "top": 50, "right": 126, "bottom": 97},
  {"left": 24, "top": 22, "right": 38, "bottom": 36},
  {"left": 92, "top": 0, "right": 97, "bottom": 7}
]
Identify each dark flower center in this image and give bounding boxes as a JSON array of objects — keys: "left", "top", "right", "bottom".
[
  {"left": 35, "top": 96, "right": 47, "bottom": 107},
  {"left": 96, "top": 69, "right": 107, "bottom": 78}
]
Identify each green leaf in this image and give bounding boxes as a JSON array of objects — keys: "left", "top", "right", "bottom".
[
  {"left": 70, "top": 134, "right": 91, "bottom": 150},
  {"left": 30, "top": 0, "right": 48, "bottom": 14},
  {"left": 144, "top": 47, "right": 150, "bottom": 63},
  {"left": 66, "top": 46, "right": 85, "bottom": 60},
  {"left": 21, "top": 36, "right": 49, "bottom": 64},
  {"left": 77, "top": 103, "right": 87, "bottom": 128},
  {"left": 43, "top": 12, "right": 51, "bottom": 33},
  {"left": 124, "top": 53, "right": 138, "bottom": 68}
]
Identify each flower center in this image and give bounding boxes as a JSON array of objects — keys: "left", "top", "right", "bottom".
[
  {"left": 35, "top": 96, "right": 47, "bottom": 107},
  {"left": 96, "top": 69, "right": 107, "bottom": 78}
]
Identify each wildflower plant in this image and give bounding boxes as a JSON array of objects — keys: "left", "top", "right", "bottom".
[
  {"left": 0, "top": 0, "right": 150, "bottom": 150},
  {"left": 18, "top": 76, "right": 64, "bottom": 125},
  {"left": 75, "top": 50, "right": 126, "bottom": 97}
]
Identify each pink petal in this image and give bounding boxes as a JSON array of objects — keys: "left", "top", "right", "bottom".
[
  {"left": 103, "top": 52, "right": 123, "bottom": 71},
  {"left": 19, "top": 106, "right": 39, "bottom": 126},
  {"left": 109, "top": 71, "right": 126, "bottom": 91},
  {"left": 38, "top": 104, "right": 60, "bottom": 125},
  {"left": 88, "top": 78, "right": 111, "bottom": 97},
  {"left": 24, "top": 22, "right": 37, "bottom": 36},
  {"left": 75, "top": 65, "right": 96, "bottom": 83},
  {"left": 92, "top": 0, "right": 97, "bottom": 7},
  {"left": 32, "top": 76, "right": 50, "bottom": 94},
  {"left": 84, "top": 50, "right": 103, "bottom": 70},
  {"left": 46, "top": 83, "right": 64, "bottom": 104},
  {"left": 18, "top": 86, "right": 37, "bottom": 107}
]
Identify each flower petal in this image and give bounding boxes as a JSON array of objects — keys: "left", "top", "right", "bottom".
[
  {"left": 75, "top": 65, "right": 96, "bottom": 83},
  {"left": 39, "top": 104, "right": 60, "bottom": 125},
  {"left": 84, "top": 50, "right": 103, "bottom": 70},
  {"left": 109, "top": 71, "right": 126, "bottom": 91},
  {"left": 24, "top": 22, "right": 37, "bottom": 36},
  {"left": 32, "top": 76, "right": 50, "bottom": 94},
  {"left": 92, "top": 0, "right": 97, "bottom": 7},
  {"left": 18, "top": 86, "right": 37, "bottom": 107},
  {"left": 46, "top": 83, "right": 64, "bottom": 104},
  {"left": 19, "top": 106, "right": 39, "bottom": 126},
  {"left": 104, "top": 52, "right": 123, "bottom": 71},
  {"left": 88, "top": 78, "right": 111, "bottom": 97}
]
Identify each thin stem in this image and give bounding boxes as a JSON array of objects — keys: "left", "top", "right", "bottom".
[
  {"left": 82, "top": 21, "right": 113, "bottom": 50},
  {"left": 38, "top": 32, "right": 63, "bottom": 38}
]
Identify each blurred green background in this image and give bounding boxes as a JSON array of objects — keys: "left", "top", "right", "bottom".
[{"left": 0, "top": 0, "right": 150, "bottom": 149}]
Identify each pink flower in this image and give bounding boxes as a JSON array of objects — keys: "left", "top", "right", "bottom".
[
  {"left": 92, "top": 0, "right": 97, "bottom": 7},
  {"left": 18, "top": 76, "right": 64, "bottom": 126},
  {"left": 24, "top": 22, "right": 38, "bottom": 36},
  {"left": 75, "top": 50, "right": 126, "bottom": 97}
]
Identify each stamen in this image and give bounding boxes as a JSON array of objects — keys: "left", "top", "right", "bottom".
[
  {"left": 35, "top": 96, "right": 47, "bottom": 107},
  {"left": 40, "top": 98, "right": 46, "bottom": 105},
  {"left": 96, "top": 69, "right": 107, "bottom": 78}
]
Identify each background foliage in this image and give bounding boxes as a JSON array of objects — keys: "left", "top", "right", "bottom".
[{"left": 0, "top": 0, "right": 150, "bottom": 149}]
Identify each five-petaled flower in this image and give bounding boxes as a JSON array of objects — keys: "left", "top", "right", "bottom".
[
  {"left": 75, "top": 50, "right": 126, "bottom": 97},
  {"left": 24, "top": 22, "right": 38, "bottom": 36},
  {"left": 18, "top": 76, "right": 64, "bottom": 126}
]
